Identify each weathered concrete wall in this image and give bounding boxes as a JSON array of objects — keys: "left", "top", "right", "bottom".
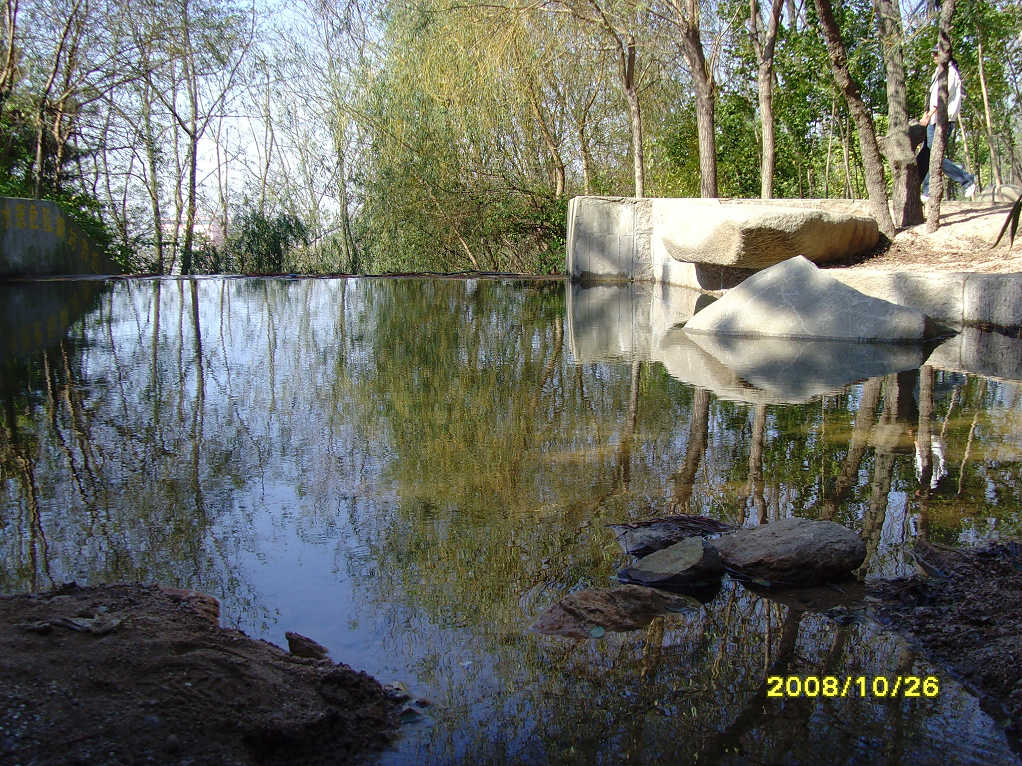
[
  {"left": 567, "top": 196, "right": 877, "bottom": 290},
  {"left": 830, "top": 269, "right": 1022, "bottom": 328},
  {"left": 1, "top": 197, "right": 118, "bottom": 276}
]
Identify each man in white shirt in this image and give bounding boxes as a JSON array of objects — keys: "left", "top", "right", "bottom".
[{"left": 920, "top": 49, "right": 977, "bottom": 201}]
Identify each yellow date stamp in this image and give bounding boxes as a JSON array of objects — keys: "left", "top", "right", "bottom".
[{"left": 767, "top": 675, "right": 939, "bottom": 698}]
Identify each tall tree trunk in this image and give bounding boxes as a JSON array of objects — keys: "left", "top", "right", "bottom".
[
  {"left": 926, "top": 0, "right": 956, "bottom": 233},
  {"left": 875, "top": 0, "right": 923, "bottom": 226},
  {"left": 750, "top": 0, "right": 783, "bottom": 198},
  {"left": 977, "top": 39, "right": 1002, "bottom": 187},
  {"left": 814, "top": 0, "right": 895, "bottom": 237},
  {"left": 620, "top": 35, "right": 645, "bottom": 197},
  {"left": 181, "top": 0, "right": 198, "bottom": 275},
  {"left": 0, "top": 0, "right": 18, "bottom": 122},
  {"left": 674, "top": 0, "right": 717, "bottom": 197}
]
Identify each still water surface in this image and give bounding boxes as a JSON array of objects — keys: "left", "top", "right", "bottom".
[{"left": 1, "top": 277, "right": 1020, "bottom": 764}]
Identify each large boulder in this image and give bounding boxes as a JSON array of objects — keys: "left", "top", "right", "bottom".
[
  {"left": 531, "top": 586, "right": 700, "bottom": 639},
  {"left": 684, "top": 255, "right": 934, "bottom": 341},
  {"left": 709, "top": 517, "right": 866, "bottom": 586},
  {"left": 660, "top": 203, "right": 878, "bottom": 269}
]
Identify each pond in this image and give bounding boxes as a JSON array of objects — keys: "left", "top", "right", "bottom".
[{"left": 1, "top": 276, "right": 1020, "bottom": 764}]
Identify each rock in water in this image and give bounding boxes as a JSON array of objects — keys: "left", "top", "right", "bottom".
[
  {"left": 709, "top": 517, "right": 866, "bottom": 586},
  {"left": 608, "top": 515, "right": 735, "bottom": 557},
  {"left": 683, "top": 255, "right": 934, "bottom": 341},
  {"left": 285, "top": 631, "right": 330, "bottom": 660},
  {"left": 617, "top": 537, "right": 724, "bottom": 591},
  {"left": 531, "top": 585, "right": 700, "bottom": 639}
]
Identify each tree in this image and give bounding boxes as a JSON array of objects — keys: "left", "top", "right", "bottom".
[
  {"left": 749, "top": 0, "right": 784, "bottom": 198},
  {"left": 875, "top": 0, "right": 924, "bottom": 226},
  {"left": 668, "top": 0, "right": 718, "bottom": 197},
  {"left": 814, "top": 0, "right": 896, "bottom": 237},
  {"left": 926, "top": 0, "right": 957, "bottom": 231}
]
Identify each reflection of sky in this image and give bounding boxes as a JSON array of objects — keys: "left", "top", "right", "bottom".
[{"left": 1, "top": 277, "right": 1021, "bottom": 764}]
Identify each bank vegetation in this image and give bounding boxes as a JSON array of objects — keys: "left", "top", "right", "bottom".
[{"left": 1, "top": 0, "right": 1020, "bottom": 274}]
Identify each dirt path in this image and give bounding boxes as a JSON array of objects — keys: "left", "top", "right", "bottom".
[{"left": 841, "top": 200, "right": 1022, "bottom": 273}]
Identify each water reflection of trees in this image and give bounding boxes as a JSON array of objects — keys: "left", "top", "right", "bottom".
[
  {"left": 0, "top": 281, "right": 263, "bottom": 622},
  {"left": 2, "top": 278, "right": 1021, "bottom": 763}
]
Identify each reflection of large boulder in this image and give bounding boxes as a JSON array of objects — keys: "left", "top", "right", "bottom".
[
  {"left": 709, "top": 517, "right": 866, "bottom": 586},
  {"left": 608, "top": 515, "right": 735, "bottom": 557},
  {"left": 685, "top": 333, "right": 931, "bottom": 402},
  {"left": 531, "top": 586, "right": 699, "bottom": 639},
  {"left": 661, "top": 204, "right": 878, "bottom": 268},
  {"left": 684, "top": 256, "right": 932, "bottom": 341}
]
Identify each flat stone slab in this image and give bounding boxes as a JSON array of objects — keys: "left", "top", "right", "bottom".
[
  {"left": 709, "top": 517, "right": 866, "bottom": 586},
  {"left": 567, "top": 197, "right": 879, "bottom": 285},
  {"left": 659, "top": 203, "right": 879, "bottom": 269},
  {"left": 608, "top": 515, "right": 735, "bottom": 557},
  {"left": 617, "top": 537, "right": 724, "bottom": 591},
  {"left": 684, "top": 255, "right": 933, "bottom": 341}
]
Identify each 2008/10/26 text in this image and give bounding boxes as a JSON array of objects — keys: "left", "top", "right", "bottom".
[{"left": 766, "top": 676, "right": 940, "bottom": 698}]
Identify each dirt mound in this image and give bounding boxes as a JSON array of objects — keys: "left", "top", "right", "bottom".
[
  {"left": 869, "top": 542, "right": 1022, "bottom": 751},
  {"left": 0, "top": 583, "right": 397, "bottom": 765}
]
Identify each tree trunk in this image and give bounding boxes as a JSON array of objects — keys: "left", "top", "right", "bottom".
[
  {"left": 977, "top": 39, "right": 1002, "bottom": 187},
  {"left": 875, "top": 0, "right": 923, "bottom": 226},
  {"left": 750, "top": 0, "right": 783, "bottom": 198},
  {"left": 814, "top": 0, "right": 895, "bottom": 237},
  {"left": 674, "top": 0, "right": 717, "bottom": 197},
  {"left": 526, "top": 77, "right": 566, "bottom": 197},
  {"left": 620, "top": 35, "right": 645, "bottom": 197},
  {"left": 0, "top": 0, "right": 18, "bottom": 122},
  {"left": 926, "top": 0, "right": 956, "bottom": 233},
  {"left": 181, "top": 0, "right": 198, "bottom": 275}
]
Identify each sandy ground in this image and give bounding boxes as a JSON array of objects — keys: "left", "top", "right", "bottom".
[{"left": 844, "top": 200, "right": 1022, "bottom": 273}]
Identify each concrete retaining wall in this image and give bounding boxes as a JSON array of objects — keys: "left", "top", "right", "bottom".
[
  {"left": 567, "top": 196, "right": 874, "bottom": 290},
  {"left": 1, "top": 196, "right": 118, "bottom": 276},
  {"left": 830, "top": 269, "right": 1022, "bottom": 328},
  {"left": 567, "top": 195, "right": 1022, "bottom": 329}
]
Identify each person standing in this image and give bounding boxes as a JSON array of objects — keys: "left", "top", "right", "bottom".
[{"left": 920, "top": 48, "right": 977, "bottom": 201}]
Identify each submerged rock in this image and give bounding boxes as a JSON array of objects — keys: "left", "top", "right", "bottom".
[
  {"left": 608, "top": 515, "right": 735, "bottom": 557},
  {"left": 709, "top": 517, "right": 866, "bottom": 586},
  {"left": 617, "top": 537, "right": 724, "bottom": 593},
  {"left": 531, "top": 585, "right": 700, "bottom": 639}
]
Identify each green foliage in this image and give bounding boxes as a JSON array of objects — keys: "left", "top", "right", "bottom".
[{"left": 194, "top": 206, "right": 309, "bottom": 274}]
